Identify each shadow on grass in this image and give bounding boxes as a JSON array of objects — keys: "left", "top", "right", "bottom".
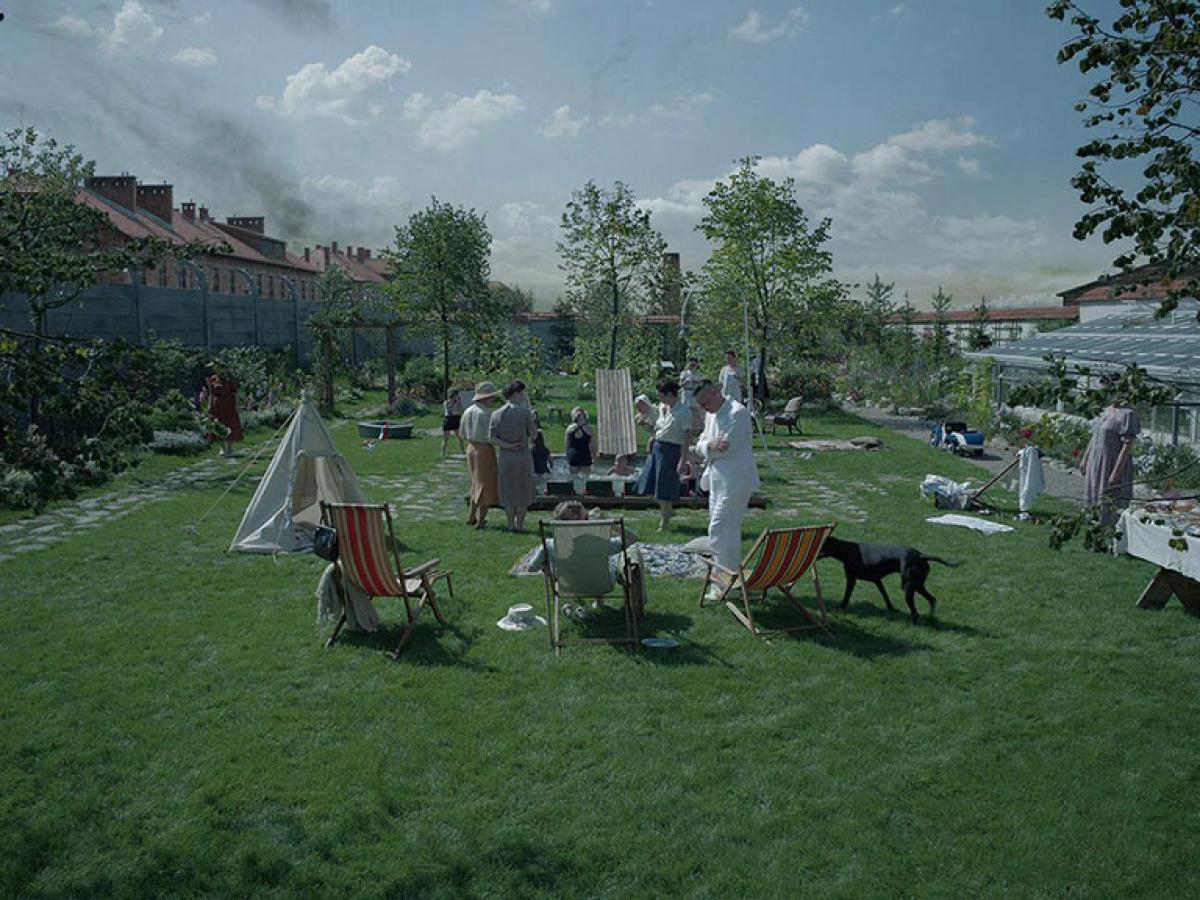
[
  {"left": 840, "top": 601, "right": 993, "bottom": 637},
  {"left": 740, "top": 602, "right": 933, "bottom": 658},
  {"left": 334, "top": 620, "right": 499, "bottom": 671}
]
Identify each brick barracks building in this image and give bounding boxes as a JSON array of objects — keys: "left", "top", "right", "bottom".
[{"left": 80, "top": 173, "right": 386, "bottom": 298}]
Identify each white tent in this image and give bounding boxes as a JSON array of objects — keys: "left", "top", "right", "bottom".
[{"left": 230, "top": 393, "right": 365, "bottom": 554}]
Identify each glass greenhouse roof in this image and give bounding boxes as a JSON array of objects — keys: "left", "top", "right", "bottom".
[{"left": 970, "top": 300, "right": 1200, "bottom": 390}]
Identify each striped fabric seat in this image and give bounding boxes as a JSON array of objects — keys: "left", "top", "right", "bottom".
[
  {"left": 320, "top": 502, "right": 454, "bottom": 658},
  {"left": 700, "top": 524, "right": 835, "bottom": 640}
]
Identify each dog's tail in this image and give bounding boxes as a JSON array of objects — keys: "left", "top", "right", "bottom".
[{"left": 921, "top": 555, "right": 959, "bottom": 568}]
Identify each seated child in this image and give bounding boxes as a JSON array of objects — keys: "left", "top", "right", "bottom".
[
  {"left": 608, "top": 454, "right": 637, "bottom": 478},
  {"left": 531, "top": 430, "right": 552, "bottom": 476},
  {"left": 529, "top": 501, "right": 636, "bottom": 593}
]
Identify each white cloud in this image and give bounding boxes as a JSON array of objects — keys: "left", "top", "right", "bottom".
[
  {"left": 512, "top": 0, "right": 556, "bottom": 12},
  {"left": 728, "top": 6, "right": 808, "bottom": 43},
  {"left": 888, "top": 116, "right": 989, "bottom": 153},
  {"left": 928, "top": 213, "right": 1044, "bottom": 263},
  {"left": 499, "top": 201, "right": 555, "bottom": 233},
  {"left": 192, "top": 11, "right": 213, "bottom": 26},
  {"left": 648, "top": 91, "right": 714, "bottom": 121},
  {"left": 403, "top": 92, "right": 432, "bottom": 121},
  {"left": 171, "top": 46, "right": 217, "bottom": 67},
  {"left": 49, "top": 15, "right": 95, "bottom": 39},
  {"left": 415, "top": 90, "right": 525, "bottom": 150},
  {"left": 104, "top": 1, "right": 163, "bottom": 57},
  {"left": 851, "top": 142, "right": 935, "bottom": 184},
  {"left": 892, "top": 3, "right": 907, "bottom": 15},
  {"left": 262, "top": 45, "right": 412, "bottom": 122},
  {"left": 540, "top": 105, "right": 587, "bottom": 139},
  {"left": 957, "top": 156, "right": 982, "bottom": 177}
]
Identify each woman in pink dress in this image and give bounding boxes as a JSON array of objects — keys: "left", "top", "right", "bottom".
[{"left": 1081, "top": 403, "right": 1140, "bottom": 526}]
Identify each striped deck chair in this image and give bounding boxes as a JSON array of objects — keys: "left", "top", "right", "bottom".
[
  {"left": 699, "top": 524, "right": 836, "bottom": 639},
  {"left": 320, "top": 502, "right": 454, "bottom": 658}
]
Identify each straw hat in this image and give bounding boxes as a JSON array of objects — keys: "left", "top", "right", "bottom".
[
  {"left": 473, "top": 381, "right": 501, "bottom": 402},
  {"left": 496, "top": 603, "right": 546, "bottom": 631}
]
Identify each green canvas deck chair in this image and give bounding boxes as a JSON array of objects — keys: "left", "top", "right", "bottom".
[
  {"left": 539, "top": 517, "right": 641, "bottom": 655},
  {"left": 320, "top": 502, "right": 454, "bottom": 658},
  {"left": 699, "top": 524, "right": 835, "bottom": 639}
]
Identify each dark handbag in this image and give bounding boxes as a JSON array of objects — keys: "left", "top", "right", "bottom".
[{"left": 313, "top": 525, "right": 338, "bottom": 561}]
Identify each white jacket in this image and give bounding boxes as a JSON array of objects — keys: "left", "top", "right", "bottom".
[{"left": 695, "top": 398, "right": 760, "bottom": 493}]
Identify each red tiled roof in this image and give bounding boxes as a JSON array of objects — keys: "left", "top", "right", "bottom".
[
  {"left": 78, "top": 187, "right": 321, "bottom": 274},
  {"left": 887, "top": 306, "right": 1080, "bottom": 325},
  {"left": 1058, "top": 264, "right": 1199, "bottom": 304},
  {"left": 304, "top": 246, "right": 387, "bottom": 284}
]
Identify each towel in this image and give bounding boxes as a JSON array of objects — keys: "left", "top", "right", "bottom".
[
  {"left": 315, "top": 564, "right": 380, "bottom": 632},
  {"left": 925, "top": 514, "right": 1014, "bottom": 535},
  {"left": 1017, "top": 446, "right": 1045, "bottom": 513}
]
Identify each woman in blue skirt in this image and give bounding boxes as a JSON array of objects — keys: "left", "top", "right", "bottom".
[{"left": 636, "top": 378, "right": 692, "bottom": 531}]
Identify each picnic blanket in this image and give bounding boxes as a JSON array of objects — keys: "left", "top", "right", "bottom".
[
  {"left": 789, "top": 436, "right": 883, "bottom": 452},
  {"left": 510, "top": 542, "right": 707, "bottom": 579}
]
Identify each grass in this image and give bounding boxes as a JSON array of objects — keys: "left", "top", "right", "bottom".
[{"left": 2, "top": 387, "right": 1198, "bottom": 898}]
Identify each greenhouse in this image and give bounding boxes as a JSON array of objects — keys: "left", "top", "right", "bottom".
[{"left": 968, "top": 299, "right": 1200, "bottom": 445}]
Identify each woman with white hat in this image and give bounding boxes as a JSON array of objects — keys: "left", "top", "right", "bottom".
[{"left": 459, "top": 381, "right": 501, "bottom": 529}]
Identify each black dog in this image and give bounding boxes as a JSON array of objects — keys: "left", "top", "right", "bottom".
[{"left": 818, "top": 536, "right": 957, "bottom": 623}]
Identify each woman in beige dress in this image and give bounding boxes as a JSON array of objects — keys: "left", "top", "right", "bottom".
[
  {"left": 489, "top": 380, "right": 538, "bottom": 532},
  {"left": 459, "top": 382, "right": 501, "bottom": 529}
]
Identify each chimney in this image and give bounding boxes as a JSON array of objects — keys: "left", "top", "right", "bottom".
[
  {"left": 135, "top": 183, "right": 174, "bottom": 222},
  {"left": 304, "top": 247, "right": 311, "bottom": 262},
  {"left": 198, "top": 206, "right": 209, "bottom": 222},
  {"left": 364, "top": 248, "right": 371, "bottom": 260},
  {"left": 356, "top": 247, "right": 366, "bottom": 263},
  {"left": 227, "top": 216, "right": 265, "bottom": 234},
  {"left": 322, "top": 246, "right": 331, "bottom": 265},
  {"left": 85, "top": 174, "right": 137, "bottom": 211},
  {"left": 181, "top": 201, "right": 196, "bottom": 221},
  {"left": 331, "top": 240, "right": 339, "bottom": 254}
]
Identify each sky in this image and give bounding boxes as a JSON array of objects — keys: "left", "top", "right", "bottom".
[{"left": 1, "top": 0, "right": 1133, "bottom": 309}]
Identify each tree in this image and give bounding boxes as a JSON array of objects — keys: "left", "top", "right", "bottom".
[
  {"left": 1, "top": 127, "right": 205, "bottom": 423},
  {"left": 859, "top": 272, "right": 897, "bottom": 346},
  {"left": 489, "top": 281, "right": 536, "bottom": 315},
  {"left": 0, "top": 128, "right": 204, "bottom": 337},
  {"left": 384, "top": 197, "right": 496, "bottom": 395},
  {"left": 693, "top": 156, "right": 842, "bottom": 399},
  {"left": 967, "top": 297, "right": 994, "bottom": 350},
  {"left": 308, "top": 265, "right": 360, "bottom": 411},
  {"left": 1048, "top": 1, "right": 1200, "bottom": 316},
  {"left": 557, "top": 180, "right": 667, "bottom": 369},
  {"left": 927, "top": 285, "right": 955, "bottom": 361}
]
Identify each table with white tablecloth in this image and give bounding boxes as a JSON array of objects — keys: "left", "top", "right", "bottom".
[{"left": 1115, "top": 505, "right": 1200, "bottom": 613}]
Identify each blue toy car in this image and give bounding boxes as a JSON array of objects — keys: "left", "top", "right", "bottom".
[{"left": 930, "top": 420, "right": 986, "bottom": 456}]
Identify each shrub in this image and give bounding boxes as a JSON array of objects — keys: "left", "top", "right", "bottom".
[
  {"left": 239, "top": 402, "right": 295, "bottom": 432},
  {"left": 773, "top": 362, "right": 836, "bottom": 406},
  {"left": 1135, "top": 440, "right": 1200, "bottom": 491},
  {"left": 401, "top": 356, "right": 442, "bottom": 402},
  {"left": 147, "top": 430, "right": 209, "bottom": 455}
]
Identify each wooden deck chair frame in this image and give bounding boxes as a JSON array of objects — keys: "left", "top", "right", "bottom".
[
  {"left": 699, "top": 524, "right": 836, "bottom": 640},
  {"left": 539, "top": 517, "right": 641, "bottom": 655},
  {"left": 767, "top": 397, "right": 804, "bottom": 436},
  {"left": 320, "top": 501, "right": 454, "bottom": 658}
]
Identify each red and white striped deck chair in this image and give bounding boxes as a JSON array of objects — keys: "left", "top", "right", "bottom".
[
  {"left": 320, "top": 502, "right": 454, "bottom": 658},
  {"left": 699, "top": 524, "right": 835, "bottom": 639}
]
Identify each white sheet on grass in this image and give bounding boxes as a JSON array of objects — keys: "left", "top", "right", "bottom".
[{"left": 925, "top": 514, "right": 1014, "bottom": 535}]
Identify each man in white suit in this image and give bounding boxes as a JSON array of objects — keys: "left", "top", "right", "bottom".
[{"left": 687, "top": 380, "right": 761, "bottom": 580}]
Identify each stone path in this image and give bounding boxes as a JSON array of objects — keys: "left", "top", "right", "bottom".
[
  {"left": 2, "top": 407, "right": 1003, "bottom": 564},
  {"left": 0, "top": 412, "right": 363, "bottom": 563}
]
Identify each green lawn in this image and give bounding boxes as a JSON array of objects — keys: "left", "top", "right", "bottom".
[{"left": 3, "top": 397, "right": 1198, "bottom": 898}]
